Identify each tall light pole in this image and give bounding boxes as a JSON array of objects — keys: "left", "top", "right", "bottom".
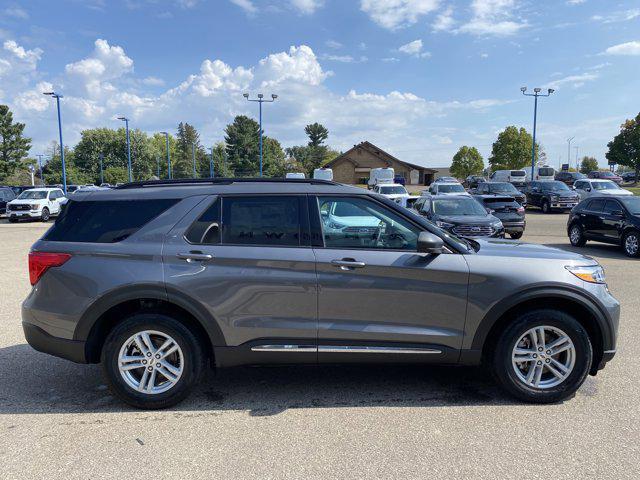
[
  {"left": 160, "top": 131, "right": 172, "bottom": 179},
  {"left": 191, "top": 142, "right": 197, "bottom": 178},
  {"left": 207, "top": 146, "right": 215, "bottom": 178},
  {"left": 574, "top": 146, "right": 579, "bottom": 170},
  {"left": 36, "top": 154, "right": 44, "bottom": 185},
  {"left": 243, "top": 93, "right": 278, "bottom": 177},
  {"left": 43, "top": 91, "right": 67, "bottom": 193},
  {"left": 99, "top": 153, "right": 104, "bottom": 185},
  {"left": 567, "top": 136, "right": 575, "bottom": 171},
  {"left": 156, "top": 155, "right": 160, "bottom": 178},
  {"left": 117, "top": 116, "right": 132, "bottom": 182},
  {"left": 521, "top": 87, "right": 554, "bottom": 179}
]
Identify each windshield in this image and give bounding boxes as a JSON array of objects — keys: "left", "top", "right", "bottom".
[
  {"left": 538, "top": 168, "right": 555, "bottom": 177},
  {"left": 592, "top": 181, "right": 619, "bottom": 190},
  {"left": 380, "top": 186, "right": 408, "bottom": 195},
  {"left": 541, "top": 181, "right": 570, "bottom": 191},
  {"left": 571, "top": 172, "right": 586, "bottom": 179},
  {"left": 433, "top": 198, "right": 486, "bottom": 216},
  {"left": 620, "top": 197, "right": 640, "bottom": 214},
  {"left": 599, "top": 171, "right": 616, "bottom": 177},
  {"left": 18, "top": 190, "right": 47, "bottom": 200},
  {"left": 510, "top": 171, "right": 526, "bottom": 177},
  {"left": 438, "top": 184, "right": 465, "bottom": 193},
  {"left": 490, "top": 183, "right": 518, "bottom": 193}
]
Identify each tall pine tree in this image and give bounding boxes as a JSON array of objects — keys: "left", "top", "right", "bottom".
[{"left": 0, "top": 105, "right": 32, "bottom": 181}]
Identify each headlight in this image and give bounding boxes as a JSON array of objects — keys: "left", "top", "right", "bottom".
[
  {"left": 327, "top": 221, "right": 346, "bottom": 229},
  {"left": 550, "top": 194, "right": 559, "bottom": 201},
  {"left": 436, "top": 221, "right": 454, "bottom": 228},
  {"left": 31, "top": 204, "right": 40, "bottom": 210},
  {"left": 566, "top": 265, "right": 606, "bottom": 284},
  {"left": 491, "top": 220, "right": 503, "bottom": 229}
]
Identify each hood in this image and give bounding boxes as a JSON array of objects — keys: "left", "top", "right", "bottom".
[
  {"left": 473, "top": 238, "right": 597, "bottom": 263},
  {"left": 437, "top": 214, "right": 493, "bottom": 225},
  {"left": 596, "top": 190, "right": 633, "bottom": 196},
  {"left": 8, "top": 199, "right": 39, "bottom": 205},
  {"left": 384, "top": 193, "right": 411, "bottom": 199}
]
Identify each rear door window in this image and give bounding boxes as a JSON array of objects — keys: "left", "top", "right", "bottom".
[
  {"left": 587, "top": 199, "right": 605, "bottom": 212},
  {"left": 221, "top": 196, "right": 303, "bottom": 246},
  {"left": 44, "top": 199, "right": 178, "bottom": 243},
  {"left": 603, "top": 200, "right": 622, "bottom": 215}
]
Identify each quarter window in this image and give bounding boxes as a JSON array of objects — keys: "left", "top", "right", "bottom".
[
  {"left": 587, "top": 199, "right": 605, "bottom": 212},
  {"left": 317, "top": 196, "right": 419, "bottom": 250},
  {"left": 185, "top": 199, "right": 221, "bottom": 245}
]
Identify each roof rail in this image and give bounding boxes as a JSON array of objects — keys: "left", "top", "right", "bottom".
[{"left": 115, "top": 177, "right": 339, "bottom": 189}]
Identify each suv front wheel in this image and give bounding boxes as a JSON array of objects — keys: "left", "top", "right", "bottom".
[
  {"left": 492, "top": 309, "right": 592, "bottom": 403},
  {"left": 101, "top": 313, "right": 205, "bottom": 409}
]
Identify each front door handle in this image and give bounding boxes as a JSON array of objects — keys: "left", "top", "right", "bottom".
[
  {"left": 331, "top": 259, "right": 366, "bottom": 270},
  {"left": 176, "top": 252, "right": 213, "bottom": 262}
]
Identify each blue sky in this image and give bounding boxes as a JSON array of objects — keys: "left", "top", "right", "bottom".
[{"left": 1, "top": 0, "right": 639, "bottom": 168}]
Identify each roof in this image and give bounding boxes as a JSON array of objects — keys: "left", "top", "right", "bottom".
[
  {"left": 71, "top": 178, "right": 365, "bottom": 202},
  {"left": 325, "top": 141, "right": 437, "bottom": 172}
]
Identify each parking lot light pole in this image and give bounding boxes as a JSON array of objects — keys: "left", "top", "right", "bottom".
[
  {"left": 208, "top": 147, "right": 214, "bottom": 178},
  {"left": 160, "top": 131, "right": 172, "bottom": 179},
  {"left": 117, "top": 116, "right": 132, "bottom": 182},
  {"left": 521, "top": 87, "right": 554, "bottom": 179},
  {"left": 567, "top": 137, "right": 575, "bottom": 171},
  {"left": 192, "top": 142, "right": 197, "bottom": 178},
  {"left": 99, "top": 154, "right": 104, "bottom": 185},
  {"left": 43, "top": 91, "right": 67, "bottom": 194},
  {"left": 36, "top": 154, "right": 44, "bottom": 185},
  {"left": 156, "top": 155, "right": 160, "bottom": 178},
  {"left": 243, "top": 93, "right": 278, "bottom": 177}
]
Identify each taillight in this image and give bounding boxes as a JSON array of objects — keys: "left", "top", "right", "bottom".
[{"left": 28, "top": 252, "right": 71, "bottom": 286}]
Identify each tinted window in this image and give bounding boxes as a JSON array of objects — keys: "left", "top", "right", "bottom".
[
  {"left": 587, "top": 199, "right": 605, "bottom": 212},
  {"left": 318, "top": 196, "right": 419, "bottom": 250},
  {"left": 511, "top": 171, "right": 526, "bottom": 177},
  {"left": 433, "top": 198, "right": 487, "bottom": 216},
  {"left": 490, "top": 183, "right": 518, "bottom": 193},
  {"left": 619, "top": 197, "right": 640, "bottom": 214},
  {"left": 574, "top": 181, "right": 586, "bottom": 189},
  {"left": 185, "top": 199, "right": 221, "bottom": 245},
  {"left": 603, "top": 200, "right": 622, "bottom": 215},
  {"left": 538, "top": 168, "right": 555, "bottom": 177},
  {"left": 438, "top": 184, "right": 465, "bottom": 193},
  {"left": 222, "top": 196, "right": 302, "bottom": 246},
  {"left": 44, "top": 199, "right": 177, "bottom": 243},
  {"left": 18, "top": 190, "right": 47, "bottom": 200},
  {"left": 541, "top": 181, "right": 570, "bottom": 191}
]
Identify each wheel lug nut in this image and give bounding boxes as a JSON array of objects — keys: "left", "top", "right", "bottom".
[
  {"left": 537, "top": 361, "right": 542, "bottom": 365},
  {"left": 147, "top": 366, "right": 153, "bottom": 371},
  {"left": 155, "top": 354, "right": 160, "bottom": 359},
  {"left": 156, "top": 363, "right": 161, "bottom": 368},
  {"left": 142, "top": 360, "right": 147, "bottom": 364},
  {"left": 146, "top": 352, "right": 152, "bottom": 357},
  {"left": 546, "top": 350, "right": 551, "bottom": 354},
  {"left": 545, "top": 359, "right": 551, "bottom": 363},
  {"left": 538, "top": 347, "right": 543, "bottom": 351},
  {"left": 533, "top": 354, "right": 537, "bottom": 358}
]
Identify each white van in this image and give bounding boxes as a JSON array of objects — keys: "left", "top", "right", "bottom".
[
  {"left": 285, "top": 172, "right": 306, "bottom": 179},
  {"left": 490, "top": 169, "right": 527, "bottom": 189},
  {"left": 368, "top": 167, "right": 395, "bottom": 189},
  {"left": 313, "top": 168, "right": 333, "bottom": 181},
  {"left": 526, "top": 165, "right": 555, "bottom": 182}
]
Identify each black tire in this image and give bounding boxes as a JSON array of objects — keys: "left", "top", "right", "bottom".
[
  {"left": 541, "top": 200, "right": 551, "bottom": 214},
  {"left": 8, "top": 217, "right": 18, "bottom": 223},
  {"left": 622, "top": 230, "right": 640, "bottom": 258},
  {"left": 41, "top": 207, "right": 50, "bottom": 222},
  {"left": 492, "top": 309, "right": 592, "bottom": 403},
  {"left": 101, "top": 313, "right": 206, "bottom": 409},
  {"left": 509, "top": 231, "right": 523, "bottom": 240},
  {"left": 569, "top": 223, "right": 587, "bottom": 247}
]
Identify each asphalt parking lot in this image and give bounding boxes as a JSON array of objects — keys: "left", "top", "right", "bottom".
[{"left": 0, "top": 212, "right": 638, "bottom": 479}]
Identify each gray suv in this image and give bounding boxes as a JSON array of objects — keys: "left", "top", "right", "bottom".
[{"left": 22, "top": 179, "right": 619, "bottom": 409}]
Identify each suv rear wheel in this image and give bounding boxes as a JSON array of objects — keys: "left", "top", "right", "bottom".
[
  {"left": 569, "top": 223, "right": 586, "bottom": 247},
  {"left": 101, "top": 313, "right": 205, "bottom": 409},
  {"left": 492, "top": 309, "right": 592, "bottom": 403},
  {"left": 541, "top": 200, "right": 551, "bottom": 214}
]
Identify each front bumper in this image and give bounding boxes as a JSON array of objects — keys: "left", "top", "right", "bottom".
[
  {"left": 22, "top": 322, "right": 87, "bottom": 363},
  {"left": 501, "top": 222, "right": 525, "bottom": 234},
  {"left": 550, "top": 200, "right": 579, "bottom": 209},
  {"left": 7, "top": 209, "right": 42, "bottom": 219}
]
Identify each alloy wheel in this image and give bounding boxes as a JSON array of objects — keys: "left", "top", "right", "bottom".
[
  {"left": 570, "top": 226, "right": 582, "bottom": 245},
  {"left": 512, "top": 326, "right": 576, "bottom": 389},
  {"left": 118, "top": 330, "right": 184, "bottom": 394},
  {"left": 625, "top": 233, "right": 639, "bottom": 256}
]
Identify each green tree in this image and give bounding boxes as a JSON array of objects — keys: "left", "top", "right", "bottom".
[
  {"left": 0, "top": 104, "right": 32, "bottom": 181},
  {"left": 262, "top": 137, "right": 288, "bottom": 177},
  {"left": 42, "top": 143, "right": 92, "bottom": 185},
  {"left": 103, "top": 166, "right": 129, "bottom": 185},
  {"left": 489, "top": 126, "right": 541, "bottom": 170},
  {"left": 450, "top": 146, "right": 484, "bottom": 178},
  {"left": 174, "top": 122, "right": 207, "bottom": 178},
  {"left": 606, "top": 113, "right": 640, "bottom": 180},
  {"left": 304, "top": 122, "right": 329, "bottom": 147},
  {"left": 579, "top": 156, "right": 599, "bottom": 174},
  {"left": 224, "top": 115, "right": 260, "bottom": 176},
  {"left": 149, "top": 132, "right": 178, "bottom": 179}
]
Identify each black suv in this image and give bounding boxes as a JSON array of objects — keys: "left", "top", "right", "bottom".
[
  {"left": 473, "top": 194, "right": 526, "bottom": 239},
  {"left": 568, "top": 196, "right": 640, "bottom": 257},
  {"left": 0, "top": 187, "right": 16, "bottom": 216},
  {"left": 474, "top": 182, "right": 527, "bottom": 207},
  {"left": 555, "top": 171, "right": 586, "bottom": 187},
  {"left": 526, "top": 181, "right": 580, "bottom": 213}
]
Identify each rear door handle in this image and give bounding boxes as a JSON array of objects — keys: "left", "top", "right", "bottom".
[
  {"left": 176, "top": 252, "right": 213, "bottom": 262},
  {"left": 331, "top": 259, "right": 366, "bottom": 270}
]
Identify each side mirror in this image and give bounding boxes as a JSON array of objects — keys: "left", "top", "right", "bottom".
[
  {"left": 417, "top": 231, "right": 444, "bottom": 255},
  {"left": 611, "top": 210, "right": 625, "bottom": 218},
  {"left": 585, "top": 188, "right": 591, "bottom": 192},
  {"left": 485, "top": 207, "right": 495, "bottom": 214}
]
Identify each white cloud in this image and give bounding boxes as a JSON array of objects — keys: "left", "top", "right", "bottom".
[
  {"left": 398, "top": 39, "right": 431, "bottom": 58},
  {"left": 360, "top": 0, "right": 440, "bottom": 30},
  {"left": 458, "top": 0, "right": 527, "bottom": 36},
  {"left": 229, "top": 0, "right": 257, "bottom": 14},
  {"left": 4, "top": 38, "right": 514, "bottom": 166},
  {"left": 545, "top": 72, "right": 599, "bottom": 90},
  {"left": 566, "top": 0, "right": 586, "bottom": 4},
  {"left": 382, "top": 57, "right": 400, "bottom": 62},
  {"left": 603, "top": 41, "right": 640, "bottom": 56},
  {"left": 4, "top": 6, "right": 29, "bottom": 19},
  {"left": 325, "top": 39, "right": 342, "bottom": 49},
  {"left": 321, "top": 54, "right": 367, "bottom": 63},
  {"left": 432, "top": 6, "right": 455, "bottom": 32},
  {"left": 592, "top": 9, "right": 640, "bottom": 23},
  {"left": 480, "top": 53, "right": 489, "bottom": 58},
  {"left": 289, "top": 0, "right": 324, "bottom": 14}
]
